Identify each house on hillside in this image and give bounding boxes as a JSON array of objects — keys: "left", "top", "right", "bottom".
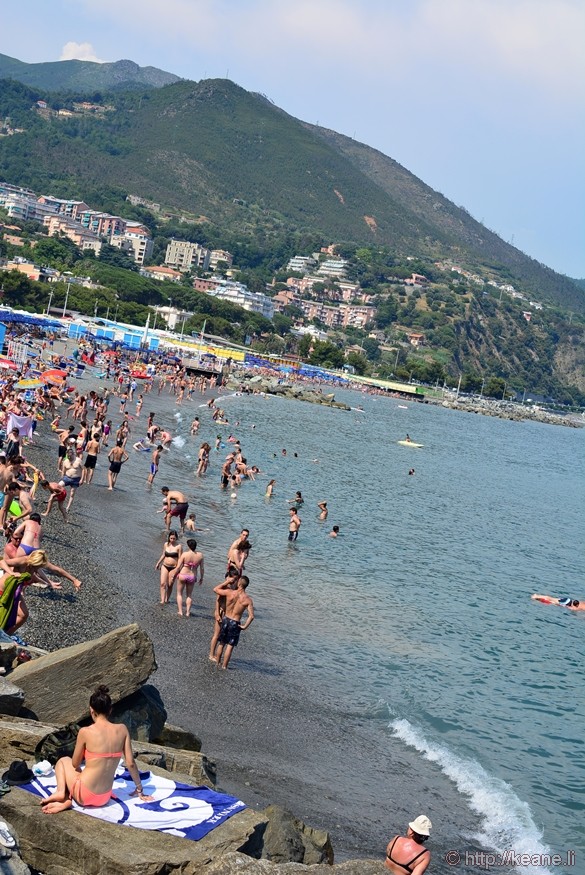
[
  {"left": 407, "top": 332, "right": 425, "bottom": 347},
  {"left": 141, "top": 265, "right": 183, "bottom": 283}
]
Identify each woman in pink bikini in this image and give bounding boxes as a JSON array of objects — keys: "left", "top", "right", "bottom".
[
  {"left": 169, "top": 539, "right": 204, "bottom": 617},
  {"left": 41, "top": 685, "right": 153, "bottom": 814}
]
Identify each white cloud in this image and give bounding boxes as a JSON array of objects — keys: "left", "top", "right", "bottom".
[{"left": 59, "top": 41, "right": 104, "bottom": 63}]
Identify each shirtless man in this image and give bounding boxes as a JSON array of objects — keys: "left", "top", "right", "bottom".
[
  {"left": 226, "top": 529, "right": 250, "bottom": 574},
  {"left": 212, "top": 575, "right": 254, "bottom": 669},
  {"left": 81, "top": 433, "right": 100, "bottom": 485},
  {"left": 147, "top": 445, "right": 163, "bottom": 485},
  {"left": 0, "top": 481, "right": 33, "bottom": 531},
  {"left": 220, "top": 456, "right": 233, "bottom": 490},
  {"left": 208, "top": 569, "right": 240, "bottom": 661},
  {"left": 531, "top": 594, "right": 585, "bottom": 611},
  {"left": 107, "top": 441, "right": 129, "bottom": 490},
  {"left": 160, "top": 487, "right": 189, "bottom": 532},
  {"left": 61, "top": 450, "right": 84, "bottom": 511},
  {"left": 318, "top": 501, "right": 328, "bottom": 520},
  {"left": 288, "top": 508, "right": 301, "bottom": 542},
  {"left": 57, "top": 425, "right": 75, "bottom": 473}
]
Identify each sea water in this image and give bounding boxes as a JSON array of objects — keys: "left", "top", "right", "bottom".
[{"left": 130, "top": 388, "right": 584, "bottom": 873}]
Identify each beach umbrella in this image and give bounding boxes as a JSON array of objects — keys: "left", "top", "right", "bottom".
[
  {"left": 15, "top": 379, "right": 42, "bottom": 389},
  {"left": 40, "top": 369, "right": 68, "bottom": 386},
  {"left": 0, "top": 358, "right": 18, "bottom": 371}
]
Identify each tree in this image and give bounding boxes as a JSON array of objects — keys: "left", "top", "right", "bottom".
[
  {"left": 362, "top": 337, "right": 381, "bottom": 361},
  {"left": 346, "top": 352, "right": 368, "bottom": 375},
  {"left": 484, "top": 376, "right": 506, "bottom": 398}
]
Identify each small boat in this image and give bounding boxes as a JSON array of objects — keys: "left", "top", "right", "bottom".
[{"left": 397, "top": 440, "right": 424, "bottom": 448}]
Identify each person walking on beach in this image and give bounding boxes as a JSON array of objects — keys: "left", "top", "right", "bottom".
[
  {"left": 384, "top": 815, "right": 431, "bottom": 875},
  {"left": 169, "top": 538, "right": 204, "bottom": 617},
  {"left": 107, "top": 441, "right": 128, "bottom": 491},
  {"left": 40, "top": 478, "right": 69, "bottom": 523},
  {"left": 81, "top": 433, "right": 100, "bottom": 485},
  {"left": 61, "top": 449, "right": 83, "bottom": 511},
  {"left": 211, "top": 575, "right": 254, "bottom": 670},
  {"left": 288, "top": 507, "right": 301, "bottom": 542},
  {"left": 155, "top": 531, "right": 182, "bottom": 604}
]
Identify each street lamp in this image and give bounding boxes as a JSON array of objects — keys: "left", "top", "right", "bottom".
[
  {"left": 479, "top": 377, "right": 485, "bottom": 399},
  {"left": 46, "top": 288, "right": 54, "bottom": 315},
  {"left": 62, "top": 282, "right": 70, "bottom": 317},
  {"left": 94, "top": 299, "right": 99, "bottom": 318}
]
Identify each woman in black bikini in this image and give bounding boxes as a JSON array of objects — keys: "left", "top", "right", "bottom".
[
  {"left": 154, "top": 531, "right": 182, "bottom": 604},
  {"left": 385, "top": 815, "right": 431, "bottom": 875}
]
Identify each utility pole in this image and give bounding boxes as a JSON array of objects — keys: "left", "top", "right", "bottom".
[
  {"left": 62, "top": 282, "right": 71, "bottom": 317},
  {"left": 46, "top": 289, "right": 54, "bottom": 315},
  {"left": 456, "top": 373, "right": 462, "bottom": 398}
]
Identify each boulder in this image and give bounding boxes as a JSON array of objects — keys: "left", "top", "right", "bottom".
[
  {"left": 0, "top": 836, "right": 32, "bottom": 875},
  {"left": 9, "top": 625, "right": 156, "bottom": 725},
  {"left": 0, "top": 766, "right": 267, "bottom": 875},
  {"left": 0, "top": 716, "right": 58, "bottom": 768},
  {"left": 109, "top": 685, "right": 167, "bottom": 742},
  {"left": 0, "top": 678, "right": 25, "bottom": 717},
  {"left": 204, "top": 852, "right": 387, "bottom": 873},
  {"left": 0, "top": 641, "right": 17, "bottom": 671},
  {"left": 259, "top": 805, "right": 333, "bottom": 865},
  {"left": 153, "top": 723, "right": 202, "bottom": 752},
  {"left": 133, "top": 742, "right": 216, "bottom": 787}
]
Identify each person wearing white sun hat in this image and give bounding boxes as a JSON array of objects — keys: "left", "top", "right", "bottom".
[{"left": 384, "top": 815, "right": 432, "bottom": 874}]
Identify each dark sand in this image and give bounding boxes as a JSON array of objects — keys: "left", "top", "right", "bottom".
[{"left": 21, "top": 379, "right": 477, "bottom": 867}]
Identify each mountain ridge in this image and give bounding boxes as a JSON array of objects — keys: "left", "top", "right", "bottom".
[{"left": 0, "top": 53, "right": 180, "bottom": 92}]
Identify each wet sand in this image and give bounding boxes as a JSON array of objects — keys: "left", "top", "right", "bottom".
[{"left": 22, "top": 380, "right": 477, "bottom": 867}]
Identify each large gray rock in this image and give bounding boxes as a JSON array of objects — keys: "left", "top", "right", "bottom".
[
  {"left": 0, "top": 641, "right": 17, "bottom": 671},
  {"left": 0, "top": 716, "right": 58, "bottom": 768},
  {"left": 133, "top": 741, "right": 216, "bottom": 787},
  {"left": 204, "top": 852, "right": 387, "bottom": 873},
  {"left": 0, "top": 766, "right": 267, "bottom": 875},
  {"left": 260, "top": 805, "right": 333, "bottom": 865},
  {"left": 153, "top": 723, "right": 202, "bottom": 752},
  {"left": 110, "top": 685, "right": 167, "bottom": 742},
  {"left": 9, "top": 625, "right": 156, "bottom": 724},
  {"left": 0, "top": 678, "right": 25, "bottom": 717},
  {"left": 0, "top": 844, "right": 32, "bottom": 875}
]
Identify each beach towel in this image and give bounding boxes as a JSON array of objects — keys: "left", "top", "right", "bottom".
[
  {"left": 0, "top": 574, "right": 30, "bottom": 631},
  {"left": 22, "top": 766, "right": 246, "bottom": 840},
  {"left": 6, "top": 413, "right": 34, "bottom": 440}
]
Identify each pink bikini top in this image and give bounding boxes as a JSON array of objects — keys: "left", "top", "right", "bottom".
[{"left": 84, "top": 750, "right": 123, "bottom": 760}]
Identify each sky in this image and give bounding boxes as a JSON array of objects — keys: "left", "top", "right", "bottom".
[{"left": 2, "top": 0, "right": 584, "bottom": 277}]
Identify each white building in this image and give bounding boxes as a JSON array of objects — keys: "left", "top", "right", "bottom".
[
  {"left": 152, "top": 305, "right": 193, "bottom": 330},
  {"left": 165, "top": 239, "right": 210, "bottom": 272},
  {"left": 110, "top": 225, "right": 153, "bottom": 265},
  {"left": 317, "top": 258, "right": 348, "bottom": 279},
  {"left": 208, "top": 281, "right": 274, "bottom": 320},
  {"left": 286, "top": 255, "right": 317, "bottom": 274},
  {"left": 209, "top": 249, "right": 233, "bottom": 271}
]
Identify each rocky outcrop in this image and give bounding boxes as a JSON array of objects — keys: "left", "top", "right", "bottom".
[
  {"left": 0, "top": 716, "right": 58, "bottom": 767},
  {"left": 0, "top": 782, "right": 267, "bottom": 875},
  {"left": 260, "top": 805, "right": 333, "bottom": 864},
  {"left": 109, "top": 684, "right": 167, "bottom": 742},
  {"left": 432, "top": 396, "right": 584, "bottom": 428},
  {"left": 132, "top": 740, "right": 216, "bottom": 787},
  {"left": 227, "top": 374, "right": 351, "bottom": 410},
  {"left": 0, "top": 678, "right": 24, "bottom": 717},
  {"left": 9, "top": 624, "right": 156, "bottom": 724},
  {"left": 153, "top": 723, "right": 202, "bottom": 752},
  {"left": 0, "top": 640, "right": 17, "bottom": 671},
  {"left": 204, "top": 852, "right": 387, "bottom": 873}
]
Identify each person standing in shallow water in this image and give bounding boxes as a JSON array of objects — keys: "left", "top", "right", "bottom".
[
  {"left": 288, "top": 507, "right": 301, "bottom": 541},
  {"left": 211, "top": 575, "right": 254, "bottom": 670},
  {"left": 40, "top": 685, "right": 153, "bottom": 814}
]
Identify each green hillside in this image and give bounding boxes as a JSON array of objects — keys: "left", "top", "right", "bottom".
[
  {"left": 0, "top": 53, "right": 180, "bottom": 92},
  {"left": 0, "top": 75, "right": 583, "bottom": 320}
]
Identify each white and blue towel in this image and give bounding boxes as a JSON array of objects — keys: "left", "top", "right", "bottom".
[{"left": 22, "top": 767, "right": 246, "bottom": 841}]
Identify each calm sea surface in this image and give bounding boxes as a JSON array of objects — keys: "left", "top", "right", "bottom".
[
  {"left": 107, "top": 382, "right": 584, "bottom": 874},
  {"left": 161, "top": 388, "right": 583, "bottom": 874}
]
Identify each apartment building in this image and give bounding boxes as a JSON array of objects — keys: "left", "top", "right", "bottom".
[
  {"left": 300, "top": 300, "right": 375, "bottom": 330},
  {"left": 208, "top": 281, "right": 274, "bottom": 320},
  {"left": 0, "top": 188, "right": 58, "bottom": 224},
  {"left": 110, "top": 224, "right": 153, "bottom": 265},
  {"left": 273, "top": 288, "right": 301, "bottom": 313},
  {"left": 209, "top": 249, "right": 233, "bottom": 270},
  {"left": 78, "top": 210, "right": 127, "bottom": 238},
  {"left": 193, "top": 277, "right": 223, "bottom": 293},
  {"left": 286, "top": 254, "right": 317, "bottom": 274},
  {"left": 37, "top": 196, "right": 90, "bottom": 221},
  {"left": 44, "top": 215, "right": 102, "bottom": 255},
  {"left": 317, "top": 258, "right": 348, "bottom": 279},
  {"left": 165, "top": 239, "right": 210, "bottom": 272},
  {"left": 141, "top": 266, "right": 183, "bottom": 283}
]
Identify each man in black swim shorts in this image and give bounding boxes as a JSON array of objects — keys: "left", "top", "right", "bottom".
[{"left": 212, "top": 575, "right": 254, "bottom": 670}]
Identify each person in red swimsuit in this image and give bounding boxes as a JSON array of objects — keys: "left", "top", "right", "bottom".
[
  {"left": 385, "top": 815, "right": 432, "bottom": 875},
  {"left": 41, "top": 685, "right": 153, "bottom": 814}
]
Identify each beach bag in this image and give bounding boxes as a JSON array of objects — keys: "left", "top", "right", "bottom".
[{"left": 36, "top": 723, "right": 81, "bottom": 765}]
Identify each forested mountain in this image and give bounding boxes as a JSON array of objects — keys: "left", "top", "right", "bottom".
[
  {"left": 0, "top": 53, "right": 179, "bottom": 92},
  {"left": 0, "top": 74, "right": 582, "bottom": 316}
]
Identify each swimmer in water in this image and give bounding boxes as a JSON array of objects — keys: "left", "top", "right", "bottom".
[
  {"left": 329, "top": 525, "right": 340, "bottom": 538},
  {"left": 531, "top": 594, "right": 585, "bottom": 611},
  {"left": 318, "top": 501, "right": 328, "bottom": 520},
  {"left": 409, "top": 469, "right": 415, "bottom": 476},
  {"left": 265, "top": 479, "right": 276, "bottom": 498}
]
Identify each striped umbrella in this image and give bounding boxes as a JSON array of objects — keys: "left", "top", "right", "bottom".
[
  {"left": 0, "top": 358, "right": 18, "bottom": 371},
  {"left": 15, "top": 378, "right": 43, "bottom": 389},
  {"left": 40, "top": 369, "right": 68, "bottom": 386}
]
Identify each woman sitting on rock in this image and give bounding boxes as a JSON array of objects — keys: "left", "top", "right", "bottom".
[{"left": 41, "top": 685, "right": 153, "bottom": 814}]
